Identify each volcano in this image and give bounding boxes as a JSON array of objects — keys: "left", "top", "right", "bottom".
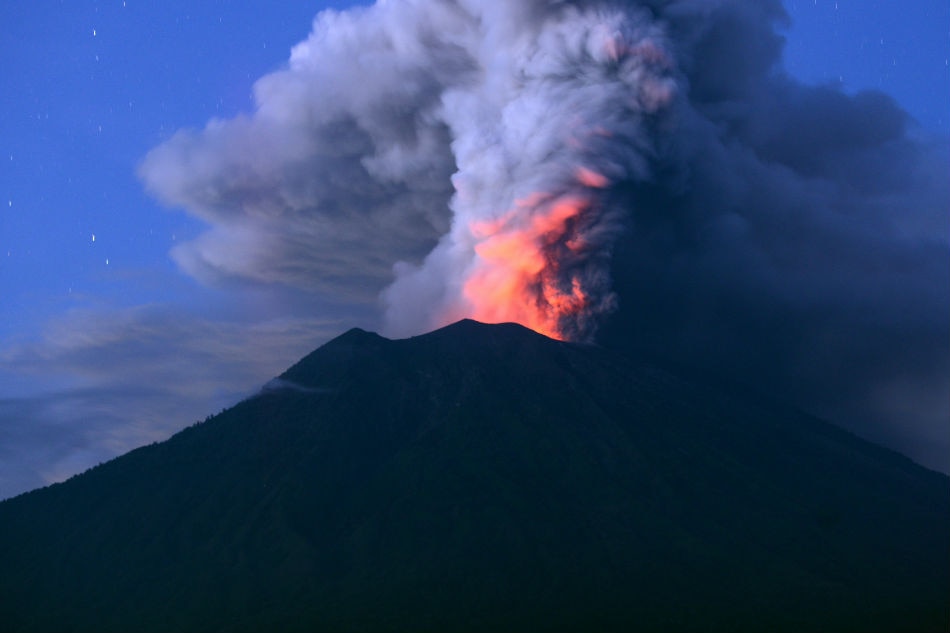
[{"left": 0, "top": 319, "right": 947, "bottom": 632}]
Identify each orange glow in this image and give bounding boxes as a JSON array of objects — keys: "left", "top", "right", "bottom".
[
  {"left": 576, "top": 166, "right": 609, "bottom": 188},
  {"left": 462, "top": 191, "right": 598, "bottom": 340}
]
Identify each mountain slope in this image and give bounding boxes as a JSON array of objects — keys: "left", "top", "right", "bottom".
[{"left": 0, "top": 319, "right": 947, "bottom": 632}]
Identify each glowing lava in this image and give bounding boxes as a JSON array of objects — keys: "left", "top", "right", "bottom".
[{"left": 463, "top": 169, "right": 608, "bottom": 340}]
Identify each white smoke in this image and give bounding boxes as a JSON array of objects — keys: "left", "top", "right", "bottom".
[
  {"left": 140, "top": 0, "right": 468, "bottom": 302},
  {"left": 382, "top": 4, "right": 676, "bottom": 339}
]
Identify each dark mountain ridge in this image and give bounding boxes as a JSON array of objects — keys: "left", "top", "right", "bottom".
[{"left": 1, "top": 319, "right": 947, "bottom": 631}]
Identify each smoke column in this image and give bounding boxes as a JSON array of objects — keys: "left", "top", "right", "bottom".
[{"left": 382, "top": 3, "right": 675, "bottom": 341}]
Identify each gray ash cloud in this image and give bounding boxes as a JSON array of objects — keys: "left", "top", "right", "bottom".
[{"left": 139, "top": 0, "right": 948, "bottom": 471}]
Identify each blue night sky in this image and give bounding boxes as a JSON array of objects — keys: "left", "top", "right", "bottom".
[{"left": 1, "top": 0, "right": 948, "bottom": 500}]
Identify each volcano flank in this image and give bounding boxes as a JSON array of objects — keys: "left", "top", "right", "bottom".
[{"left": 0, "top": 320, "right": 947, "bottom": 631}]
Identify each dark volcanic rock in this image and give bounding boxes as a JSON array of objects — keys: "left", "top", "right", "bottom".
[{"left": 0, "top": 319, "right": 947, "bottom": 632}]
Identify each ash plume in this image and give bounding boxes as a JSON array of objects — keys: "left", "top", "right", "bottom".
[{"left": 140, "top": 0, "right": 949, "bottom": 471}]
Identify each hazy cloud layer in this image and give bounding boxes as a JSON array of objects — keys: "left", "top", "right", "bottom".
[
  {"left": 0, "top": 308, "right": 342, "bottom": 499},
  {"left": 138, "top": 0, "right": 948, "bottom": 470}
]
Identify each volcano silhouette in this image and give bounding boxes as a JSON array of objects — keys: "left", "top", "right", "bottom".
[{"left": 1, "top": 320, "right": 947, "bottom": 632}]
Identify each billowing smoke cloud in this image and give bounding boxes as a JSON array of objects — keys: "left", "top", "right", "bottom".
[
  {"left": 383, "top": 3, "right": 676, "bottom": 340},
  {"left": 140, "top": 0, "right": 949, "bottom": 471},
  {"left": 141, "top": 0, "right": 676, "bottom": 340}
]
